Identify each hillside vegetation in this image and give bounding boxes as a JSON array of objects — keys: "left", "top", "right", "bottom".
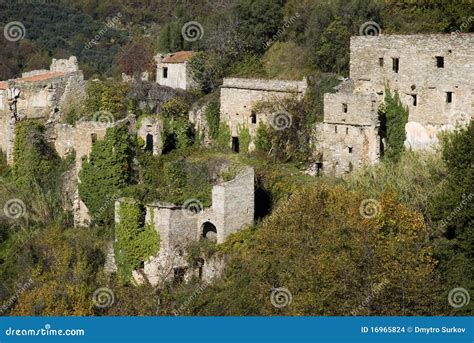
[{"left": 0, "top": 0, "right": 472, "bottom": 316}]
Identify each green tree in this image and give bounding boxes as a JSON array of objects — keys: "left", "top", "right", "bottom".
[
  {"left": 431, "top": 122, "right": 474, "bottom": 314},
  {"left": 78, "top": 125, "right": 134, "bottom": 226},
  {"left": 189, "top": 185, "right": 444, "bottom": 315},
  {"left": 380, "top": 89, "right": 409, "bottom": 162}
]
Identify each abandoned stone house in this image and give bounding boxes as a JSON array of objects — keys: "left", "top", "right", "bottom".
[
  {"left": 0, "top": 56, "right": 85, "bottom": 163},
  {"left": 220, "top": 77, "right": 308, "bottom": 152},
  {"left": 115, "top": 167, "right": 255, "bottom": 285},
  {"left": 316, "top": 33, "right": 474, "bottom": 176},
  {"left": 155, "top": 51, "right": 197, "bottom": 90}
]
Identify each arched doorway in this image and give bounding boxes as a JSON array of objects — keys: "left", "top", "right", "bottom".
[
  {"left": 201, "top": 221, "right": 217, "bottom": 242},
  {"left": 145, "top": 133, "right": 153, "bottom": 152}
]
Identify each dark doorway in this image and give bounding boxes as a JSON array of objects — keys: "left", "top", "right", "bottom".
[
  {"left": 201, "top": 222, "right": 217, "bottom": 242},
  {"left": 145, "top": 134, "right": 153, "bottom": 152},
  {"left": 162, "top": 133, "right": 177, "bottom": 154},
  {"left": 231, "top": 137, "right": 239, "bottom": 153},
  {"left": 255, "top": 179, "right": 272, "bottom": 220}
]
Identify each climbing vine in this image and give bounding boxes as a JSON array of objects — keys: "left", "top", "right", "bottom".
[
  {"left": 85, "top": 80, "right": 129, "bottom": 120},
  {"left": 238, "top": 124, "right": 251, "bottom": 154},
  {"left": 380, "top": 89, "right": 409, "bottom": 161},
  {"left": 78, "top": 124, "right": 134, "bottom": 226},
  {"left": 216, "top": 122, "right": 231, "bottom": 150},
  {"left": 204, "top": 101, "right": 220, "bottom": 140},
  {"left": 12, "top": 120, "right": 59, "bottom": 187},
  {"left": 114, "top": 201, "right": 160, "bottom": 281}
]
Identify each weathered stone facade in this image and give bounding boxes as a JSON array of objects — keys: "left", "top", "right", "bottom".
[
  {"left": 317, "top": 33, "right": 473, "bottom": 176},
  {"left": 155, "top": 51, "right": 196, "bottom": 90},
  {"left": 53, "top": 120, "right": 119, "bottom": 226},
  {"left": 0, "top": 56, "right": 85, "bottom": 163},
  {"left": 138, "top": 116, "right": 163, "bottom": 156},
  {"left": 114, "top": 167, "right": 255, "bottom": 286},
  {"left": 220, "top": 77, "right": 307, "bottom": 151}
]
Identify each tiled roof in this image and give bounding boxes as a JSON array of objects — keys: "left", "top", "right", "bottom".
[
  {"left": 161, "top": 51, "right": 194, "bottom": 63},
  {"left": 0, "top": 71, "right": 65, "bottom": 90}
]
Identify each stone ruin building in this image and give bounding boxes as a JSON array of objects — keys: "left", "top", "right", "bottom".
[
  {"left": 115, "top": 167, "right": 255, "bottom": 285},
  {"left": 220, "top": 77, "right": 307, "bottom": 152},
  {"left": 316, "top": 33, "right": 473, "bottom": 176},
  {"left": 0, "top": 56, "right": 85, "bottom": 163},
  {"left": 155, "top": 51, "right": 196, "bottom": 90},
  {"left": 2, "top": 33, "right": 472, "bottom": 283}
]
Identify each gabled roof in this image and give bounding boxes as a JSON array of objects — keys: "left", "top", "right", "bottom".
[
  {"left": 161, "top": 51, "right": 194, "bottom": 63},
  {"left": 0, "top": 71, "right": 65, "bottom": 90}
]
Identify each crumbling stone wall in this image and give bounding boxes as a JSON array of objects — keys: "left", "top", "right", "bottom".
[
  {"left": 0, "top": 56, "right": 85, "bottom": 162},
  {"left": 138, "top": 116, "right": 163, "bottom": 156},
  {"left": 54, "top": 120, "right": 115, "bottom": 226},
  {"left": 220, "top": 77, "right": 307, "bottom": 148},
  {"left": 316, "top": 92, "right": 380, "bottom": 176},
  {"left": 318, "top": 33, "right": 473, "bottom": 176},
  {"left": 350, "top": 33, "right": 473, "bottom": 149},
  {"left": 116, "top": 167, "right": 255, "bottom": 286}
]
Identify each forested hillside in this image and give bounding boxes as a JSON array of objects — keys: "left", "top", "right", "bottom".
[{"left": 0, "top": 0, "right": 473, "bottom": 317}]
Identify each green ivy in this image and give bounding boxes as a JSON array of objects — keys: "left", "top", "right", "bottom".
[
  {"left": 114, "top": 201, "right": 160, "bottom": 281},
  {"left": 380, "top": 89, "right": 409, "bottom": 162},
  {"left": 238, "top": 124, "right": 251, "bottom": 154},
  {"left": 85, "top": 80, "right": 129, "bottom": 120},
  {"left": 78, "top": 124, "right": 134, "bottom": 226},
  {"left": 204, "top": 102, "right": 220, "bottom": 140},
  {"left": 12, "top": 121, "right": 59, "bottom": 187},
  {"left": 216, "top": 122, "right": 231, "bottom": 150},
  {"left": 254, "top": 122, "right": 271, "bottom": 153}
]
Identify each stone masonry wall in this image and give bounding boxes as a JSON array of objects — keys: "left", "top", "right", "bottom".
[
  {"left": 121, "top": 167, "right": 254, "bottom": 286},
  {"left": 350, "top": 34, "right": 473, "bottom": 149},
  {"left": 220, "top": 78, "right": 307, "bottom": 143}
]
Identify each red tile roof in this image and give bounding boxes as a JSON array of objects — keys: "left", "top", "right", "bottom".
[
  {"left": 0, "top": 71, "right": 65, "bottom": 90},
  {"left": 161, "top": 51, "right": 194, "bottom": 63}
]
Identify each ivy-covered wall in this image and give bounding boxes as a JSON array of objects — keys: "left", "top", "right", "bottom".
[
  {"left": 114, "top": 201, "right": 160, "bottom": 281},
  {"left": 12, "top": 120, "right": 59, "bottom": 187},
  {"left": 380, "top": 89, "right": 409, "bottom": 161},
  {"left": 78, "top": 124, "right": 134, "bottom": 226}
]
